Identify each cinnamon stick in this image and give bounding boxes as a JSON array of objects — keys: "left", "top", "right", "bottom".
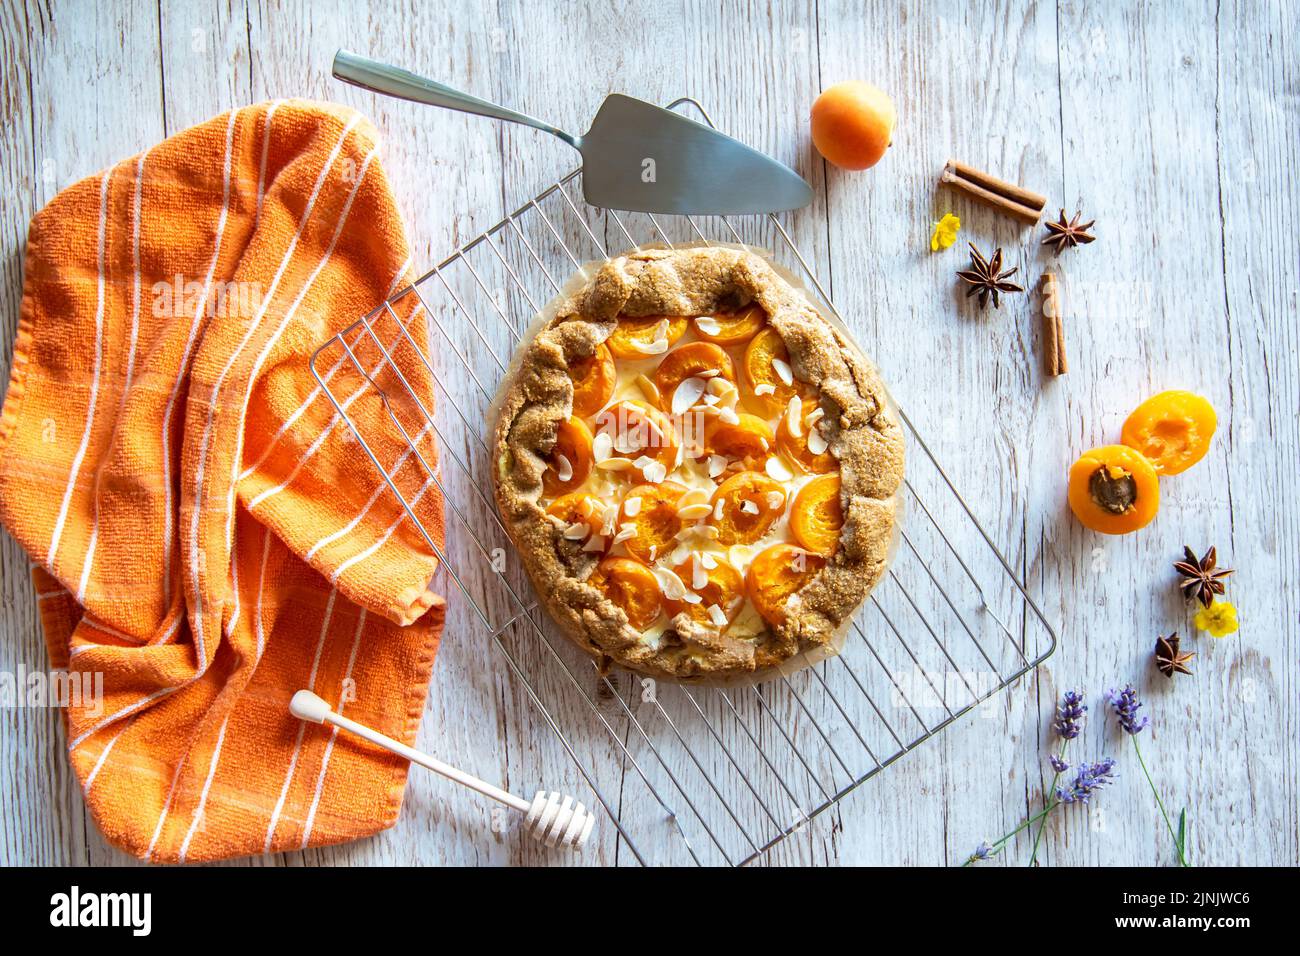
[
  {"left": 941, "top": 159, "right": 1046, "bottom": 223},
  {"left": 1040, "top": 272, "right": 1067, "bottom": 376}
]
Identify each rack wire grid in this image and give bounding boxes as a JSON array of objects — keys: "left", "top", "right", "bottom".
[{"left": 310, "top": 98, "right": 1057, "bottom": 866}]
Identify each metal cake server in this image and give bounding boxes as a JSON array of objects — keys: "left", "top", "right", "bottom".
[{"left": 333, "top": 50, "right": 813, "bottom": 215}]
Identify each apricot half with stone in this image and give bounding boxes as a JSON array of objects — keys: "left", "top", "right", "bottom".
[
  {"left": 593, "top": 400, "right": 679, "bottom": 478},
  {"left": 665, "top": 557, "right": 744, "bottom": 627},
  {"left": 741, "top": 327, "right": 799, "bottom": 416},
  {"left": 790, "top": 474, "right": 844, "bottom": 556},
  {"left": 542, "top": 416, "right": 593, "bottom": 496},
  {"left": 1067, "top": 444, "right": 1160, "bottom": 535},
  {"left": 605, "top": 314, "right": 688, "bottom": 360},
  {"left": 618, "top": 481, "right": 687, "bottom": 564},
  {"left": 776, "top": 398, "right": 836, "bottom": 473},
  {"left": 1120, "top": 390, "right": 1217, "bottom": 476},
  {"left": 653, "top": 342, "right": 735, "bottom": 414},
  {"left": 708, "top": 470, "right": 786, "bottom": 545},
  {"left": 587, "top": 557, "right": 661, "bottom": 630},
  {"left": 569, "top": 342, "right": 616, "bottom": 417},
  {"left": 693, "top": 304, "right": 767, "bottom": 346},
  {"left": 746, "top": 543, "right": 826, "bottom": 627}
]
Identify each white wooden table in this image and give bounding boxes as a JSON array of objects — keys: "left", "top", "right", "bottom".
[{"left": 2, "top": 0, "right": 1296, "bottom": 867}]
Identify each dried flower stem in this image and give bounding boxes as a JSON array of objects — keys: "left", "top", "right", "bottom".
[
  {"left": 1028, "top": 739, "right": 1070, "bottom": 866},
  {"left": 962, "top": 801, "right": 1060, "bottom": 866},
  {"left": 1131, "top": 737, "right": 1189, "bottom": 867}
]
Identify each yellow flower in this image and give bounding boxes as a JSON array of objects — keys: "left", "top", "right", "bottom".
[
  {"left": 930, "top": 213, "right": 961, "bottom": 252},
  {"left": 1193, "top": 599, "right": 1239, "bottom": 638}
]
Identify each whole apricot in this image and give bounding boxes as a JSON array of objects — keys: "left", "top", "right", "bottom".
[{"left": 810, "top": 81, "right": 896, "bottom": 171}]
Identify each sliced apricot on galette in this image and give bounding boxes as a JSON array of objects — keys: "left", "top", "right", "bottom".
[
  {"left": 665, "top": 556, "right": 744, "bottom": 626},
  {"left": 545, "top": 492, "right": 607, "bottom": 551},
  {"left": 588, "top": 557, "right": 661, "bottom": 629},
  {"left": 617, "top": 481, "right": 687, "bottom": 563},
  {"left": 570, "top": 342, "right": 616, "bottom": 417},
  {"left": 708, "top": 470, "right": 787, "bottom": 545},
  {"left": 652, "top": 342, "right": 736, "bottom": 415},
  {"left": 703, "top": 413, "right": 774, "bottom": 470},
  {"left": 605, "top": 314, "right": 688, "bottom": 359},
  {"left": 693, "top": 303, "right": 767, "bottom": 346},
  {"left": 790, "top": 473, "right": 843, "bottom": 556},
  {"left": 776, "top": 398, "right": 836, "bottom": 474},
  {"left": 746, "top": 543, "right": 826, "bottom": 627},
  {"left": 593, "top": 399, "right": 679, "bottom": 481},
  {"left": 741, "top": 326, "right": 799, "bottom": 416},
  {"left": 541, "top": 415, "right": 594, "bottom": 496}
]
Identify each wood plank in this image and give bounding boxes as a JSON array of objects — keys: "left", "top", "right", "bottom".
[
  {"left": 812, "top": 0, "right": 1063, "bottom": 865},
  {"left": 1204, "top": 0, "right": 1298, "bottom": 867}
]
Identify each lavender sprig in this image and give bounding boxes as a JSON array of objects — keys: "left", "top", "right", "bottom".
[
  {"left": 967, "top": 842, "right": 997, "bottom": 864},
  {"left": 962, "top": 804, "right": 1057, "bottom": 865},
  {"left": 966, "top": 756, "right": 1113, "bottom": 867},
  {"left": 1029, "top": 691, "right": 1085, "bottom": 866},
  {"left": 1052, "top": 690, "right": 1087, "bottom": 739},
  {"left": 1055, "top": 758, "right": 1117, "bottom": 803},
  {"left": 1108, "top": 684, "right": 1149, "bottom": 735},
  {"left": 1108, "top": 685, "right": 1188, "bottom": 867}
]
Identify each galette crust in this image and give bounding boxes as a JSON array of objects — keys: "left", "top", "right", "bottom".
[{"left": 491, "top": 246, "right": 904, "bottom": 681}]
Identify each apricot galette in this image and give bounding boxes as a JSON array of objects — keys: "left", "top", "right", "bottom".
[{"left": 491, "top": 246, "right": 904, "bottom": 681}]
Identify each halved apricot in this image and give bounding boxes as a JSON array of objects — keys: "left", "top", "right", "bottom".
[
  {"left": 703, "top": 413, "right": 774, "bottom": 469},
  {"left": 653, "top": 342, "right": 736, "bottom": 414},
  {"left": 708, "top": 470, "right": 786, "bottom": 545},
  {"left": 741, "top": 326, "right": 799, "bottom": 416},
  {"left": 542, "top": 416, "right": 594, "bottom": 496},
  {"left": 777, "top": 398, "right": 837, "bottom": 474},
  {"left": 790, "top": 474, "right": 843, "bottom": 556},
  {"left": 665, "top": 557, "right": 744, "bottom": 626},
  {"left": 746, "top": 543, "right": 826, "bottom": 627},
  {"left": 1120, "top": 390, "right": 1216, "bottom": 476},
  {"left": 546, "top": 492, "right": 605, "bottom": 545},
  {"left": 618, "top": 481, "right": 686, "bottom": 563},
  {"left": 593, "top": 400, "right": 679, "bottom": 477},
  {"left": 587, "top": 557, "right": 661, "bottom": 630},
  {"left": 570, "top": 342, "right": 616, "bottom": 418},
  {"left": 694, "top": 304, "right": 768, "bottom": 346},
  {"left": 605, "top": 314, "right": 688, "bottom": 360},
  {"left": 1067, "top": 444, "right": 1160, "bottom": 535}
]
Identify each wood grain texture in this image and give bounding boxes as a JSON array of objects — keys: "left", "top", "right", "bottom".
[{"left": 0, "top": 0, "right": 1295, "bottom": 866}]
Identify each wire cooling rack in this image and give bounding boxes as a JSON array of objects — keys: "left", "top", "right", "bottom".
[{"left": 310, "top": 99, "right": 1057, "bottom": 865}]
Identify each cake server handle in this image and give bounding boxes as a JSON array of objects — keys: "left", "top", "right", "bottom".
[
  {"left": 332, "top": 50, "right": 580, "bottom": 149},
  {"left": 289, "top": 689, "right": 596, "bottom": 849}
]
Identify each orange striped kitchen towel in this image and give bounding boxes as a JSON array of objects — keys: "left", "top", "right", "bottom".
[{"left": 0, "top": 101, "right": 447, "bottom": 862}]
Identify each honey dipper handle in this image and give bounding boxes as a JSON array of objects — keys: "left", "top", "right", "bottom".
[{"left": 290, "top": 690, "right": 531, "bottom": 812}]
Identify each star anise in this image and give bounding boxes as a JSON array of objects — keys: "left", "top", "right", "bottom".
[
  {"left": 1041, "top": 208, "right": 1096, "bottom": 253},
  {"left": 956, "top": 243, "right": 1023, "bottom": 309},
  {"left": 1154, "top": 632, "right": 1195, "bottom": 679},
  {"left": 1173, "top": 545, "right": 1234, "bottom": 608}
]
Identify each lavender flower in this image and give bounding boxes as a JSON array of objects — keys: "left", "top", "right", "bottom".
[
  {"left": 1108, "top": 685, "right": 1150, "bottom": 736},
  {"left": 1055, "top": 758, "right": 1117, "bottom": 804},
  {"left": 1052, "top": 690, "right": 1086, "bottom": 740},
  {"left": 1050, "top": 753, "right": 1069, "bottom": 773},
  {"left": 968, "top": 841, "right": 996, "bottom": 863}
]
